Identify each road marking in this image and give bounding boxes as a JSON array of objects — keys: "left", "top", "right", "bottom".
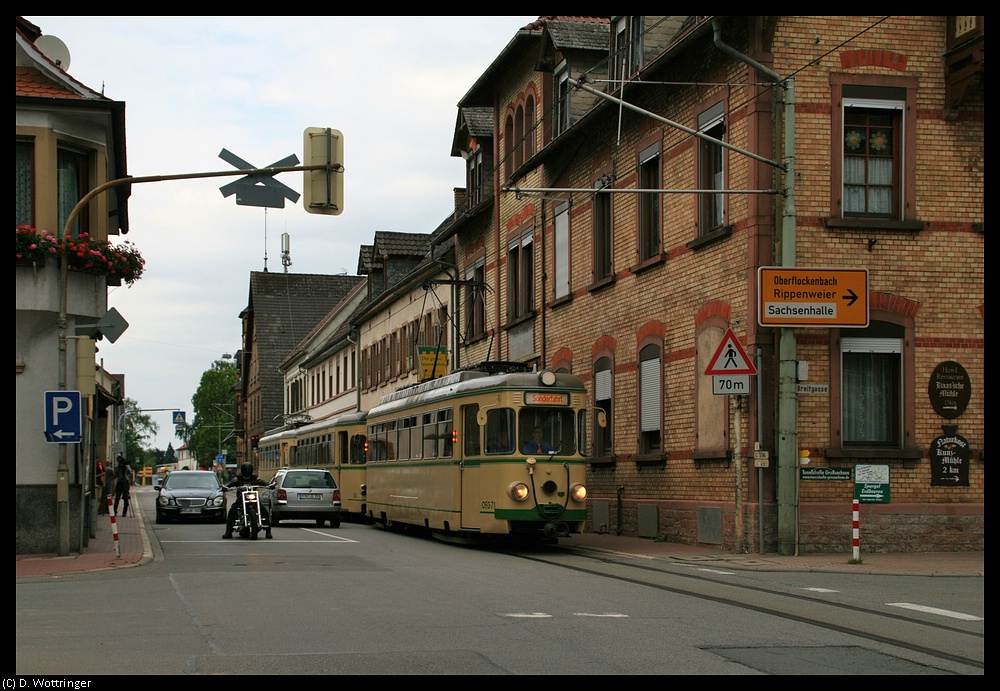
[
  {"left": 801, "top": 587, "right": 840, "bottom": 593},
  {"left": 574, "top": 612, "right": 629, "bottom": 618},
  {"left": 696, "top": 568, "right": 736, "bottom": 575},
  {"left": 504, "top": 613, "right": 553, "bottom": 618},
  {"left": 887, "top": 602, "right": 983, "bottom": 621},
  {"left": 299, "top": 528, "right": 358, "bottom": 541}
]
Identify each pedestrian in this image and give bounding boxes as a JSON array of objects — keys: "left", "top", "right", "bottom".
[
  {"left": 96, "top": 460, "right": 107, "bottom": 514},
  {"left": 113, "top": 452, "right": 133, "bottom": 517}
]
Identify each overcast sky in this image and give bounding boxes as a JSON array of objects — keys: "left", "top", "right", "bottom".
[{"left": 28, "top": 16, "right": 538, "bottom": 452}]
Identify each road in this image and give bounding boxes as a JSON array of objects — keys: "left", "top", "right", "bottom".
[{"left": 16, "top": 487, "right": 983, "bottom": 675}]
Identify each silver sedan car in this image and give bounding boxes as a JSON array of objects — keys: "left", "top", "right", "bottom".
[{"left": 263, "top": 468, "right": 342, "bottom": 528}]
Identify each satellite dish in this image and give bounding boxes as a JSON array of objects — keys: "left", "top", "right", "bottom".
[{"left": 36, "top": 34, "right": 71, "bottom": 70}]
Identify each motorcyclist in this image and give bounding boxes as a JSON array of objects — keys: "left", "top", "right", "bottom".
[{"left": 222, "top": 461, "right": 271, "bottom": 539}]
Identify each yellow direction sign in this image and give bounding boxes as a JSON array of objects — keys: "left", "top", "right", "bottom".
[{"left": 758, "top": 267, "right": 868, "bottom": 327}]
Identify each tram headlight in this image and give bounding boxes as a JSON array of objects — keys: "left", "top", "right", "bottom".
[
  {"left": 570, "top": 483, "right": 588, "bottom": 502},
  {"left": 509, "top": 482, "right": 530, "bottom": 502}
]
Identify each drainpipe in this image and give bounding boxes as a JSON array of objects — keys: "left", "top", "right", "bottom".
[
  {"left": 713, "top": 19, "right": 798, "bottom": 556},
  {"left": 347, "top": 327, "right": 361, "bottom": 412}
]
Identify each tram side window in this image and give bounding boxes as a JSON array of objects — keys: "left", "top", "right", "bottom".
[
  {"left": 438, "top": 408, "right": 454, "bottom": 458},
  {"left": 398, "top": 416, "right": 413, "bottom": 460},
  {"left": 368, "top": 421, "right": 396, "bottom": 461},
  {"left": 422, "top": 412, "right": 437, "bottom": 459},
  {"left": 463, "top": 405, "right": 481, "bottom": 456},
  {"left": 349, "top": 433, "right": 367, "bottom": 464},
  {"left": 486, "top": 408, "right": 516, "bottom": 455}
]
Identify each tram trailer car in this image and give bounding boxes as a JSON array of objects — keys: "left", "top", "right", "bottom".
[
  {"left": 292, "top": 411, "right": 370, "bottom": 522},
  {"left": 364, "top": 362, "right": 596, "bottom": 540}
]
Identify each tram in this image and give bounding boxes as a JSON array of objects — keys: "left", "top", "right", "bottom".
[
  {"left": 256, "top": 427, "right": 298, "bottom": 480},
  {"left": 292, "top": 411, "right": 370, "bottom": 522},
  {"left": 256, "top": 412, "right": 370, "bottom": 522},
  {"left": 364, "top": 361, "right": 597, "bottom": 540}
]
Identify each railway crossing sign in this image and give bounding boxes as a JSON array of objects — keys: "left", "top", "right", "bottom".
[
  {"left": 218, "top": 149, "right": 301, "bottom": 208},
  {"left": 758, "top": 267, "right": 869, "bottom": 327},
  {"left": 44, "top": 390, "right": 82, "bottom": 443}
]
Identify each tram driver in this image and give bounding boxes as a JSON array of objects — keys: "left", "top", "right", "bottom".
[{"left": 522, "top": 426, "right": 554, "bottom": 455}]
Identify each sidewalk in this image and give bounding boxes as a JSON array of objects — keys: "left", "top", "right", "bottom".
[
  {"left": 16, "top": 499, "right": 983, "bottom": 579},
  {"left": 16, "top": 495, "right": 152, "bottom": 578}
]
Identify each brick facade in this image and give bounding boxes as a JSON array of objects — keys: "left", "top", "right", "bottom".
[{"left": 452, "top": 16, "right": 983, "bottom": 553}]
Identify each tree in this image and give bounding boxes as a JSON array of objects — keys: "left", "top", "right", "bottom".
[
  {"left": 120, "top": 398, "right": 159, "bottom": 466},
  {"left": 187, "top": 360, "right": 239, "bottom": 467}
]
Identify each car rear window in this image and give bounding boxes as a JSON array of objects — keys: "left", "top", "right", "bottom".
[
  {"left": 165, "top": 473, "right": 220, "bottom": 490},
  {"left": 283, "top": 471, "right": 336, "bottom": 489}
]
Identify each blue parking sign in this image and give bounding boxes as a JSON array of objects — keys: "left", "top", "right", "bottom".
[{"left": 44, "top": 391, "right": 83, "bottom": 443}]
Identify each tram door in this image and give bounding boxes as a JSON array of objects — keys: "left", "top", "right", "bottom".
[{"left": 459, "top": 404, "right": 485, "bottom": 530}]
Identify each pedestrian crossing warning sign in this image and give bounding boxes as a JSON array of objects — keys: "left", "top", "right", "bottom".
[
  {"left": 705, "top": 329, "right": 757, "bottom": 376},
  {"left": 172, "top": 411, "right": 186, "bottom": 425}
]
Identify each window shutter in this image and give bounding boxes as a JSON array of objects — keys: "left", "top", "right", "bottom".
[{"left": 640, "top": 357, "right": 661, "bottom": 432}]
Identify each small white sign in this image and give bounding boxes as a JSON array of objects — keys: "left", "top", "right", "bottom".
[{"left": 713, "top": 375, "right": 751, "bottom": 395}]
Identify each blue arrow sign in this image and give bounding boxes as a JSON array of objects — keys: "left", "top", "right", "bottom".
[{"left": 44, "top": 391, "right": 82, "bottom": 443}]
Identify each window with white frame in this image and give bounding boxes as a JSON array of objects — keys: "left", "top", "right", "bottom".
[
  {"left": 593, "top": 177, "right": 612, "bottom": 282},
  {"left": 638, "top": 143, "right": 661, "bottom": 262},
  {"left": 554, "top": 202, "right": 570, "bottom": 300},
  {"left": 594, "top": 357, "right": 613, "bottom": 457},
  {"left": 698, "top": 102, "right": 725, "bottom": 235},
  {"left": 611, "top": 16, "right": 644, "bottom": 83},
  {"left": 467, "top": 147, "right": 484, "bottom": 208},
  {"left": 828, "top": 76, "right": 919, "bottom": 227},
  {"left": 464, "top": 259, "right": 486, "bottom": 340},
  {"left": 842, "top": 87, "right": 904, "bottom": 218},
  {"left": 507, "top": 229, "right": 534, "bottom": 321},
  {"left": 555, "top": 62, "right": 571, "bottom": 136},
  {"left": 841, "top": 324, "right": 903, "bottom": 447},
  {"left": 58, "top": 146, "right": 90, "bottom": 236}
]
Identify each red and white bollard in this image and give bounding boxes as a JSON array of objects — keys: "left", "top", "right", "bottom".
[
  {"left": 108, "top": 494, "right": 121, "bottom": 558},
  {"left": 852, "top": 499, "right": 860, "bottom": 561}
]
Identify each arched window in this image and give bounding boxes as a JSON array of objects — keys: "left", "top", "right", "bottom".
[{"left": 504, "top": 114, "right": 515, "bottom": 180}]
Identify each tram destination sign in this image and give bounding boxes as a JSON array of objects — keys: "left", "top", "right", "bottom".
[{"left": 758, "top": 267, "right": 869, "bottom": 328}]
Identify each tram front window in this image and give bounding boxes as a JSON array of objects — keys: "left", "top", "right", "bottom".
[{"left": 520, "top": 409, "right": 576, "bottom": 456}]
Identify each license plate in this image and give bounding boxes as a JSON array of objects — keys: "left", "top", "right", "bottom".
[
  {"left": 298, "top": 494, "right": 321, "bottom": 500},
  {"left": 180, "top": 508, "right": 201, "bottom": 514}
]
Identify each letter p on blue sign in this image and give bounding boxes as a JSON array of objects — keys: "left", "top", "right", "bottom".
[{"left": 44, "top": 391, "right": 82, "bottom": 443}]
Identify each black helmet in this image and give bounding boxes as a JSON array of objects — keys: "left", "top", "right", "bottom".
[{"left": 240, "top": 462, "right": 254, "bottom": 477}]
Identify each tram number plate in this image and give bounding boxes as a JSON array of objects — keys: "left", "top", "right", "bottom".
[{"left": 298, "top": 494, "right": 321, "bottom": 500}]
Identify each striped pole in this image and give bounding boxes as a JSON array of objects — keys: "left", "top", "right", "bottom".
[
  {"left": 108, "top": 494, "right": 121, "bottom": 558},
  {"left": 852, "top": 499, "right": 860, "bottom": 561}
]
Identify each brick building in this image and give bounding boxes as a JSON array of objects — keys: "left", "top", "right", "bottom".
[{"left": 446, "top": 16, "right": 983, "bottom": 553}]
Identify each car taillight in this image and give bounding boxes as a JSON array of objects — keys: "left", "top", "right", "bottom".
[
  {"left": 277, "top": 488, "right": 287, "bottom": 501},
  {"left": 333, "top": 489, "right": 341, "bottom": 501}
]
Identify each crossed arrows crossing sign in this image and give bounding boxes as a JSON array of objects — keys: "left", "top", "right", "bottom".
[{"left": 218, "top": 149, "right": 301, "bottom": 208}]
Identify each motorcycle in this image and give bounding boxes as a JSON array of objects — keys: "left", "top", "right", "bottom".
[{"left": 225, "top": 484, "right": 272, "bottom": 540}]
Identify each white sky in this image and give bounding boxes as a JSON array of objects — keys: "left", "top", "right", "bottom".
[{"left": 27, "top": 16, "right": 537, "bottom": 452}]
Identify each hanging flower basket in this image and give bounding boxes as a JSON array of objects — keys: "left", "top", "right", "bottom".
[{"left": 15, "top": 225, "right": 145, "bottom": 286}]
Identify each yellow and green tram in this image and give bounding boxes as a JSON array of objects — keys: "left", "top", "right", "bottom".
[
  {"left": 292, "top": 411, "right": 369, "bottom": 522},
  {"left": 256, "top": 427, "right": 298, "bottom": 481},
  {"left": 364, "top": 362, "right": 593, "bottom": 539}
]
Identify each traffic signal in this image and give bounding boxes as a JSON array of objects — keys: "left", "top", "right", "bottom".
[
  {"left": 303, "top": 127, "right": 344, "bottom": 215},
  {"left": 250, "top": 435, "right": 260, "bottom": 449}
]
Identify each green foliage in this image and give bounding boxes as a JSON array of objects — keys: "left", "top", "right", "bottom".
[
  {"left": 188, "top": 360, "right": 239, "bottom": 466},
  {"left": 120, "top": 398, "right": 159, "bottom": 462}
]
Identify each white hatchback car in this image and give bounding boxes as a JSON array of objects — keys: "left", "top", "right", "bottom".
[{"left": 263, "top": 468, "right": 342, "bottom": 528}]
